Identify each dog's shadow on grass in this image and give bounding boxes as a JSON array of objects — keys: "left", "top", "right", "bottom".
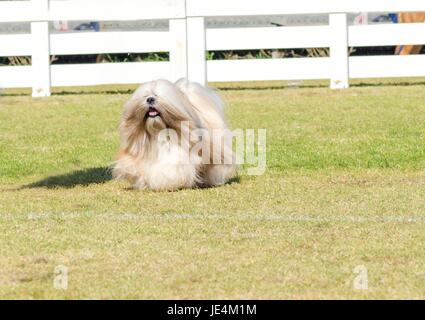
[
  {"left": 24, "top": 167, "right": 112, "bottom": 189},
  {"left": 225, "top": 176, "right": 241, "bottom": 185},
  {"left": 21, "top": 167, "right": 240, "bottom": 190}
]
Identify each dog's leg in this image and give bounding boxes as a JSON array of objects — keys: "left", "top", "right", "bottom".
[
  {"left": 203, "top": 164, "right": 236, "bottom": 187},
  {"left": 144, "top": 142, "right": 200, "bottom": 191},
  {"left": 145, "top": 163, "right": 199, "bottom": 191},
  {"left": 201, "top": 129, "right": 236, "bottom": 187}
]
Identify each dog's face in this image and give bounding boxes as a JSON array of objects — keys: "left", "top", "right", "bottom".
[{"left": 122, "top": 79, "right": 201, "bottom": 135}]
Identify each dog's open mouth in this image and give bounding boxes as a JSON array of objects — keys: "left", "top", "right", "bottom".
[{"left": 148, "top": 107, "right": 160, "bottom": 118}]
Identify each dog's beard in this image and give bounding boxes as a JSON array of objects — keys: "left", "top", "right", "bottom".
[{"left": 145, "top": 115, "right": 167, "bottom": 134}]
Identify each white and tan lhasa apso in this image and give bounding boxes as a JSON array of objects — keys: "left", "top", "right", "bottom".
[{"left": 112, "top": 79, "right": 236, "bottom": 191}]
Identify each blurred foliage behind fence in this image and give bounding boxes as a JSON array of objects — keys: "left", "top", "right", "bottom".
[{"left": 2, "top": 46, "right": 419, "bottom": 66}]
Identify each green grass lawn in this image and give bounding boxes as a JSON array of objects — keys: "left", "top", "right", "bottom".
[{"left": 1, "top": 79, "right": 425, "bottom": 299}]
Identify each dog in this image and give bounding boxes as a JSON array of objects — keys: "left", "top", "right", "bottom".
[{"left": 112, "top": 79, "right": 236, "bottom": 191}]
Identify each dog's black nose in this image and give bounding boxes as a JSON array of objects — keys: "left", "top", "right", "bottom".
[{"left": 146, "top": 96, "right": 155, "bottom": 105}]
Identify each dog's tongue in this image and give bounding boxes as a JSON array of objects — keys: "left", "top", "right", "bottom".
[{"left": 148, "top": 108, "right": 159, "bottom": 117}]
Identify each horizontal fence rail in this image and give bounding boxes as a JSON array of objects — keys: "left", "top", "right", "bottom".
[
  {"left": 0, "top": 0, "right": 186, "bottom": 22},
  {"left": 0, "top": 0, "right": 425, "bottom": 96},
  {"left": 186, "top": 0, "right": 425, "bottom": 16}
]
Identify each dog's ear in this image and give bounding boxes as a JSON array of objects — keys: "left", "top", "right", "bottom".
[
  {"left": 122, "top": 98, "right": 136, "bottom": 117},
  {"left": 118, "top": 95, "right": 148, "bottom": 151},
  {"left": 121, "top": 96, "right": 146, "bottom": 123},
  {"left": 174, "top": 78, "right": 191, "bottom": 101}
]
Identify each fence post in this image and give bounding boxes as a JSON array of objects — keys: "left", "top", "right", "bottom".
[
  {"left": 169, "top": 18, "right": 188, "bottom": 81},
  {"left": 186, "top": 17, "right": 206, "bottom": 85},
  {"left": 31, "top": 0, "right": 51, "bottom": 97},
  {"left": 329, "top": 13, "right": 349, "bottom": 89}
]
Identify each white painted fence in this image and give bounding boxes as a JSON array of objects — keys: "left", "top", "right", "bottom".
[{"left": 0, "top": 0, "right": 425, "bottom": 96}]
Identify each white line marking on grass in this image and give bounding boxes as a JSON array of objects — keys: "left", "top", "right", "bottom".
[{"left": 0, "top": 212, "right": 424, "bottom": 223}]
